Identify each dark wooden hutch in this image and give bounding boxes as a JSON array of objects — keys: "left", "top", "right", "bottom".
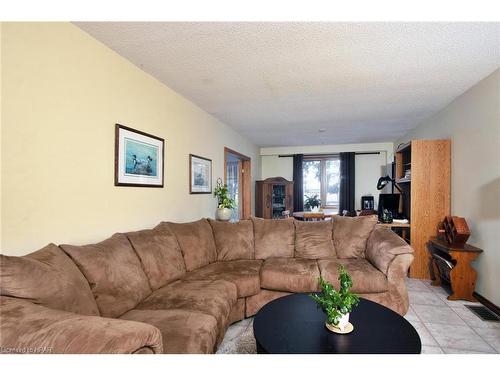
[{"left": 255, "top": 177, "right": 294, "bottom": 219}]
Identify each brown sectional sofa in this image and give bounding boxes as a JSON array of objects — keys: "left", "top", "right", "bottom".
[{"left": 0, "top": 215, "right": 413, "bottom": 354}]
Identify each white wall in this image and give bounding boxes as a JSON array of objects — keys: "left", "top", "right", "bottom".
[
  {"left": 1, "top": 23, "right": 260, "bottom": 255},
  {"left": 260, "top": 142, "right": 393, "bottom": 210},
  {"left": 397, "top": 68, "right": 500, "bottom": 306}
]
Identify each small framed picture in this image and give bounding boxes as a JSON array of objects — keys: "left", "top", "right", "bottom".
[
  {"left": 189, "top": 154, "right": 212, "bottom": 194},
  {"left": 115, "top": 124, "right": 164, "bottom": 187}
]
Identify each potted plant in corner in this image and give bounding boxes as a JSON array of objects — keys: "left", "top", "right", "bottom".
[
  {"left": 304, "top": 194, "right": 321, "bottom": 212},
  {"left": 310, "top": 265, "right": 360, "bottom": 333},
  {"left": 214, "top": 179, "right": 236, "bottom": 221}
]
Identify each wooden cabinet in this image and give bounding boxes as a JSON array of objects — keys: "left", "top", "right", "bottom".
[
  {"left": 255, "top": 177, "right": 294, "bottom": 219},
  {"left": 395, "top": 140, "right": 451, "bottom": 279}
]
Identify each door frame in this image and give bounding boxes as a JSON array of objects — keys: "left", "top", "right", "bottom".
[{"left": 224, "top": 147, "right": 251, "bottom": 219}]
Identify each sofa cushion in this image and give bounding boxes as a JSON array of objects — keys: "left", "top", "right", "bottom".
[
  {"left": 332, "top": 215, "right": 378, "bottom": 258},
  {"left": 317, "top": 258, "right": 388, "bottom": 293},
  {"left": 294, "top": 220, "right": 336, "bottom": 259},
  {"left": 208, "top": 219, "right": 255, "bottom": 260},
  {"left": 0, "top": 244, "right": 99, "bottom": 316},
  {"left": 61, "top": 233, "right": 152, "bottom": 318},
  {"left": 120, "top": 309, "right": 218, "bottom": 354},
  {"left": 125, "top": 226, "right": 186, "bottom": 290},
  {"left": 260, "top": 258, "right": 320, "bottom": 292},
  {"left": 136, "top": 279, "right": 237, "bottom": 343},
  {"left": 251, "top": 217, "right": 295, "bottom": 259},
  {"left": 182, "top": 260, "right": 262, "bottom": 297},
  {"left": 245, "top": 289, "right": 292, "bottom": 317},
  {"left": 162, "top": 219, "right": 217, "bottom": 271}
]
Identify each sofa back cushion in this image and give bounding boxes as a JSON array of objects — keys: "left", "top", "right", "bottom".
[
  {"left": 294, "top": 220, "right": 336, "bottom": 259},
  {"left": 251, "top": 217, "right": 295, "bottom": 259},
  {"left": 0, "top": 244, "right": 99, "bottom": 316},
  {"left": 164, "top": 219, "right": 217, "bottom": 271},
  {"left": 208, "top": 219, "right": 255, "bottom": 260},
  {"left": 125, "top": 225, "right": 186, "bottom": 290},
  {"left": 332, "top": 215, "right": 378, "bottom": 258},
  {"left": 61, "top": 233, "right": 152, "bottom": 318}
]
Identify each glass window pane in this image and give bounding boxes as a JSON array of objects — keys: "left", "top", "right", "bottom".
[
  {"left": 302, "top": 160, "right": 321, "bottom": 204},
  {"left": 272, "top": 185, "right": 286, "bottom": 219},
  {"left": 325, "top": 159, "right": 340, "bottom": 207},
  {"left": 226, "top": 161, "right": 239, "bottom": 221}
]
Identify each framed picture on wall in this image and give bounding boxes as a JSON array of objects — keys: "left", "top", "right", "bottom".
[
  {"left": 189, "top": 154, "right": 212, "bottom": 194},
  {"left": 115, "top": 124, "right": 164, "bottom": 187}
]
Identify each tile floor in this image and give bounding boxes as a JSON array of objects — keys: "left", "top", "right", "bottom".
[
  {"left": 216, "top": 278, "right": 500, "bottom": 354},
  {"left": 405, "top": 278, "right": 499, "bottom": 354}
]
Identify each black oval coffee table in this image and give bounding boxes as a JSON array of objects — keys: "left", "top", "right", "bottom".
[{"left": 253, "top": 293, "right": 421, "bottom": 354}]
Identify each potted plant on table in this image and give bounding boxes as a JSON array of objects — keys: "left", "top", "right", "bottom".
[
  {"left": 304, "top": 194, "right": 321, "bottom": 212},
  {"left": 214, "top": 179, "right": 236, "bottom": 221},
  {"left": 310, "top": 265, "right": 360, "bottom": 333}
]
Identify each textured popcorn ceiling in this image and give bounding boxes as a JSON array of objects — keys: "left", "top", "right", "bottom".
[{"left": 76, "top": 22, "right": 500, "bottom": 147}]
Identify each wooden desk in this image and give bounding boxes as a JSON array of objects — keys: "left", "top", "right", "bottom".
[
  {"left": 377, "top": 222, "right": 411, "bottom": 241},
  {"left": 427, "top": 237, "right": 483, "bottom": 302}
]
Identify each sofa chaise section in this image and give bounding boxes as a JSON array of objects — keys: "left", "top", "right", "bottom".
[
  {"left": 119, "top": 308, "right": 218, "bottom": 354},
  {"left": 0, "top": 297, "right": 163, "bottom": 354},
  {"left": 135, "top": 279, "right": 237, "bottom": 346}
]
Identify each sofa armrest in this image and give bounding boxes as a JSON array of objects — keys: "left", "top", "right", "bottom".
[
  {"left": 365, "top": 226, "right": 414, "bottom": 275},
  {"left": 0, "top": 297, "right": 163, "bottom": 354}
]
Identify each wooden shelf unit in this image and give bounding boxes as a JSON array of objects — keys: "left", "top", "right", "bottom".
[{"left": 395, "top": 140, "right": 451, "bottom": 279}]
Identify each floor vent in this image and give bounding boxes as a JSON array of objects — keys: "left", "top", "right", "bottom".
[{"left": 465, "top": 305, "right": 500, "bottom": 322}]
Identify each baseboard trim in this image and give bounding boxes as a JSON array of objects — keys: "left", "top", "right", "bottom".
[{"left": 473, "top": 292, "right": 500, "bottom": 317}]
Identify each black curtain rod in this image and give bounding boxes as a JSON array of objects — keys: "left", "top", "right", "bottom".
[{"left": 277, "top": 152, "right": 381, "bottom": 158}]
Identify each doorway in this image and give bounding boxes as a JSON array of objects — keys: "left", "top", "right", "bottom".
[{"left": 224, "top": 147, "right": 251, "bottom": 220}]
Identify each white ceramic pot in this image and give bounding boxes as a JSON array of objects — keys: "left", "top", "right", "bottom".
[
  {"left": 325, "top": 313, "right": 353, "bottom": 334},
  {"left": 311, "top": 206, "right": 320, "bottom": 213},
  {"left": 216, "top": 208, "right": 232, "bottom": 221},
  {"left": 336, "top": 313, "right": 350, "bottom": 332}
]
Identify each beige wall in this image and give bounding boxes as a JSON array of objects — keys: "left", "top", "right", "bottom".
[
  {"left": 397, "top": 68, "right": 500, "bottom": 306},
  {"left": 354, "top": 152, "right": 388, "bottom": 211},
  {"left": 1, "top": 23, "right": 260, "bottom": 255},
  {"left": 260, "top": 143, "right": 393, "bottom": 210}
]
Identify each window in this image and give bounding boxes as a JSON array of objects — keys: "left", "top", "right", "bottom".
[{"left": 303, "top": 156, "right": 340, "bottom": 210}]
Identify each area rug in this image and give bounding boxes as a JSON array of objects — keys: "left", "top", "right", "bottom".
[{"left": 216, "top": 319, "right": 257, "bottom": 354}]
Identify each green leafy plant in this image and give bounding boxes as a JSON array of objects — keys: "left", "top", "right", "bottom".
[
  {"left": 310, "top": 266, "right": 360, "bottom": 325},
  {"left": 304, "top": 194, "right": 321, "bottom": 210},
  {"left": 214, "top": 183, "right": 236, "bottom": 209}
]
